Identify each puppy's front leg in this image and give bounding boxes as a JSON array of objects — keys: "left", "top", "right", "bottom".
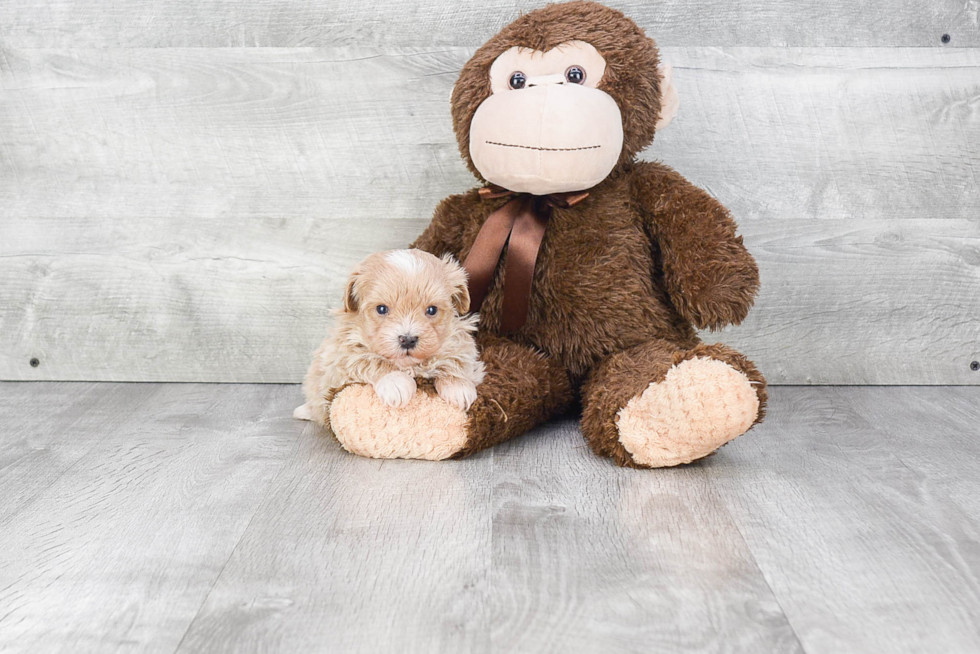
[
  {"left": 435, "top": 376, "right": 478, "bottom": 411},
  {"left": 373, "top": 371, "right": 417, "bottom": 408}
]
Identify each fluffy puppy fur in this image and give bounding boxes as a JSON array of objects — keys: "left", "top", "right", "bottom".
[{"left": 294, "top": 249, "right": 485, "bottom": 427}]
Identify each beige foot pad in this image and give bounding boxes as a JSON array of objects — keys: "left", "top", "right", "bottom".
[
  {"left": 616, "top": 357, "right": 760, "bottom": 467},
  {"left": 329, "top": 385, "right": 469, "bottom": 460}
]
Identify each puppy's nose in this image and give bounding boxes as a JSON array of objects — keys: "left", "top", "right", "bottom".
[{"left": 398, "top": 334, "right": 419, "bottom": 350}]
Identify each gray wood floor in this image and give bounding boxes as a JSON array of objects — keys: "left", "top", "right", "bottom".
[{"left": 1, "top": 383, "right": 978, "bottom": 653}]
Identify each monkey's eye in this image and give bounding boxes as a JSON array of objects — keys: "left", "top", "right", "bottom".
[
  {"left": 565, "top": 66, "right": 586, "bottom": 84},
  {"left": 376, "top": 305, "right": 388, "bottom": 315},
  {"left": 426, "top": 306, "right": 438, "bottom": 316},
  {"left": 509, "top": 71, "right": 526, "bottom": 90}
]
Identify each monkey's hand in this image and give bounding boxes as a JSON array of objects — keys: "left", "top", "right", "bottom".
[
  {"left": 666, "top": 257, "right": 759, "bottom": 331},
  {"left": 632, "top": 161, "right": 759, "bottom": 330}
]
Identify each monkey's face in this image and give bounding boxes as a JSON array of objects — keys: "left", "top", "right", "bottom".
[
  {"left": 468, "top": 41, "right": 624, "bottom": 196},
  {"left": 452, "top": 2, "right": 666, "bottom": 192}
]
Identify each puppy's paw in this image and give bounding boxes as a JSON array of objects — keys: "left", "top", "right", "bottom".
[
  {"left": 435, "top": 376, "right": 478, "bottom": 411},
  {"left": 373, "top": 371, "right": 417, "bottom": 408},
  {"left": 293, "top": 403, "right": 313, "bottom": 421}
]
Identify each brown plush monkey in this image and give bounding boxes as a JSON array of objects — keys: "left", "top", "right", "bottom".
[{"left": 328, "top": 1, "right": 767, "bottom": 467}]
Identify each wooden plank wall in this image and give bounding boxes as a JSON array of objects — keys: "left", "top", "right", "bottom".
[{"left": 1, "top": 1, "right": 978, "bottom": 384}]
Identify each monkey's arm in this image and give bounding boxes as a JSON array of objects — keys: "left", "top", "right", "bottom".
[
  {"left": 410, "top": 190, "right": 483, "bottom": 258},
  {"left": 631, "top": 161, "right": 759, "bottom": 330}
]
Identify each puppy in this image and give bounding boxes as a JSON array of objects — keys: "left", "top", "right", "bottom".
[{"left": 294, "top": 249, "right": 485, "bottom": 427}]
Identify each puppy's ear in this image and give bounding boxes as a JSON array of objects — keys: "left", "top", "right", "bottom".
[
  {"left": 343, "top": 270, "right": 361, "bottom": 313},
  {"left": 442, "top": 254, "right": 471, "bottom": 314},
  {"left": 452, "top": 282, "right": 471, "bottom": 315}
]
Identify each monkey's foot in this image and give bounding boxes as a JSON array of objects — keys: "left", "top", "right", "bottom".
[
  {"left": 329, "top": 384, "right": 469, "bottom": 460},
  {"left": 615, "top": 357, "right": 760, "bottom": 467}
]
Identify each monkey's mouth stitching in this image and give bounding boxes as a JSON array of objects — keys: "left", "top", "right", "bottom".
[{"left": 486, "top": 141, "right": 601, "bottom": 152}]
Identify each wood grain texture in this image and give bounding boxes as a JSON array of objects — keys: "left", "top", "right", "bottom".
[
  {"left": 838, "top": 386, "right": 980, "bottom": 523},
  {"left": 3, "top": 46, "right": 979, "bottom": 223},
  {"left": 705, "top": 386, "right": 980, "bottom": 653},
  {"left": 0, "top": 0, "right": 976, "bottom": 48},
  {"left": 2, "top": 46, "right": 978, "bottom": 383},
  {"left": 0, "top": 382, "right": 157, "bottom": 523},
  {"left": 2, "top": 382, "right": 980, "bottom": 652},
  {"left": 489, "top": 419, "right": 803, "bottom": 653},
  {"left": 657, "top": 48, "right": 980, "bottom": 224},
  {"left": 705, "top": 218, "right": 980, "bottom": 385},
  {"left": 175, "top": 421, "right": 493, "bottom": 653},
  {"left": 0, "top": 383, "right": 299, "bottom": 653},
  {"left": 2, "top": 216, "right": 977, "bottom": 384}
]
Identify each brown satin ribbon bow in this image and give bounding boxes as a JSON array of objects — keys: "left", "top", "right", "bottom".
[{"left": 463, "top": 185, "right": 589, "bottom": 332}]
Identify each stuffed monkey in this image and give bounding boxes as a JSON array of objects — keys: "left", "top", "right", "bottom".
[{"left": 328, "top": 1, "right": 767, "bottom": 467}]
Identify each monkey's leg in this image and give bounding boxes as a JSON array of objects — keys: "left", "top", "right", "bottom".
[
  {"left": 328, "top": 336, "right": 573, "bottom": 460},
  {"left": 580, "top": 340, "right": 767, "bottom": 468}
]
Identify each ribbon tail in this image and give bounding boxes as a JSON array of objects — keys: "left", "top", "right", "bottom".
[
  {"left": 462, "top": 197, "right": 523, "bottom": 312},
  {"left": 500, "top": 197, "right": 549, "bottom": 332},
  {"left": 465, "top": 189, "right": 585, "bottom": 332}
]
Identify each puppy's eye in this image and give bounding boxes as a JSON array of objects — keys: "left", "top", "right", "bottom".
[
  {"left": 425, "top": 306, "right": 438, "bottom": 316},
  {"left": 376, "top": 305, "right": 388, "bottom": 315},
  {"left": 565, "top": 66, "right": 586, "bottom": 84},
  {"left": 509, "top": 71, "right": 526, "bottom": 90}
]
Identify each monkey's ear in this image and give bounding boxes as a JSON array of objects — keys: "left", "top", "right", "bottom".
[
  {"left": 343, "top": 270, "right": 361, "bottom": 313},
  {"left": 656, "top": 63, "right": 679, "bottom": 131},
  {"left": 442, "top": 254, "right": 471, "bottom": 314}
]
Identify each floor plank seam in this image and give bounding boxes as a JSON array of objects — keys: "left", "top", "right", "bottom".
[
  {"left": 0, "top": 384, "right": 159, "bottom": 530},
  {"left": 487, "top": 447, "right": 495, "bottom": 653},
  {"left": 170, "top": 413, "right": 308, "bottom": 654},
  {"left": 705, "top": 465, "right": 811, "bottom": 653}
]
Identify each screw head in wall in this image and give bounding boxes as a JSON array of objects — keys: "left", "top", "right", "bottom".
[
  {"left": 971, "top": 361, "right": 980, "bottom": 372},
  {"left": 941, "top": 33, "right": 951, "bottom": 43},
  {"left": 30, "top": 358, "right": 40, "bottom": 368}
]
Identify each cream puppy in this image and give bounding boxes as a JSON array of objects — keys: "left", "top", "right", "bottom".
[{"left": 294, "top": 249, "right": 485, "bottom": 427}]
